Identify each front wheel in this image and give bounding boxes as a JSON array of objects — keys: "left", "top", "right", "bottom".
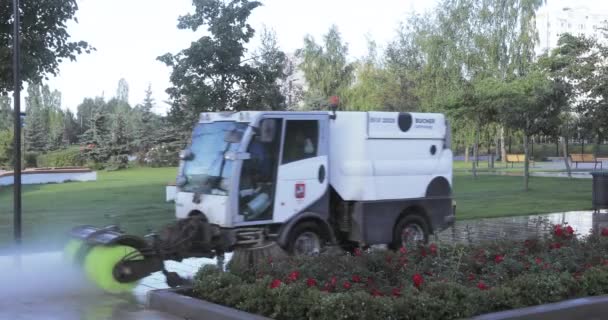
[
  {"left": 392, "top": 215, "right": 430, "bottom": 248},
  {"left": 286, "top": 222, "right": 325, "bottom": 256}
]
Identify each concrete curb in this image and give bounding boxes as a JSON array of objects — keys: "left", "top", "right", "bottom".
[
  {"left": 148, "top": 288, "right": 608, "bottom": 320},
  {"left": 147, "top": 287, "right": 271, "bottom": 320},
  {"left": 471, "top": 295, "right": 608, "bottom": 320}
]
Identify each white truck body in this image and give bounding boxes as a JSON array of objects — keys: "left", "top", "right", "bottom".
[{"left": 174, "top": 110, "right": 455, "bottom": 249}]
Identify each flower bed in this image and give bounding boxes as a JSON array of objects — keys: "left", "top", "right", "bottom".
[{"left": 192, "top": 224, "right": 608, "bottom": 320}]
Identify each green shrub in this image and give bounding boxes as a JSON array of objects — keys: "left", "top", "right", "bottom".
[
  {"left": 24, "top": 152, "right": 38, "bottom": 168},
  {"left": 192, "top": 224, "right": 608, "bottom": 320},
  {"left": 37, "top": 147, "right": 85, "bottom": 168}
]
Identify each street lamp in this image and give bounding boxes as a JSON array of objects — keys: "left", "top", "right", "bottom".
[{"left": 12, "top": 0, "right": 22, "bottom": 244}]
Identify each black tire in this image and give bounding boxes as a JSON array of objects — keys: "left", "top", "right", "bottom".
[
  {"left": 391, "top": 215, "right": 430, "bottom": 249},
  {"left": 286, "top": 221, "right": 325, "bottom": 256}
]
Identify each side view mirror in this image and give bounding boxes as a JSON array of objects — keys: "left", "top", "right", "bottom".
[
  {"left": 259, "top": 119, "right": 276, "bottom": 143},
  {"left": 179, "top": 149, "right": 194, "bottom": 161},
  {"left": 176, "top": 175, "right": 187, "bottom": 187},
  {"left": 224, "top": 151, "right": 251, "bottom": 161}
]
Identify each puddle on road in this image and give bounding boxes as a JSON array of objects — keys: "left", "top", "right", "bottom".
[{"left": 437, "top": 210, "right": 608, "bottom": 243}]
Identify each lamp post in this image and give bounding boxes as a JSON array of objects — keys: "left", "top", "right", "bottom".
[{"left": 12, "top": 0, "right": 22, "bottom": 244}]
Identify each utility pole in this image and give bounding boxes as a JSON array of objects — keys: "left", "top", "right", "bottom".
[{"left": 13, "top": 0, "right": 22, "bottom": 244}]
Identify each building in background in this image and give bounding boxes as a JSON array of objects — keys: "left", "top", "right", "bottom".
[{"left": 536, "top": 1, "right": 608, "bottom": 55}]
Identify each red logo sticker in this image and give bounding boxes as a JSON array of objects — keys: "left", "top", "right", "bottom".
[{"left": 295, "top": 183, "right": 306, "bottom": 199}]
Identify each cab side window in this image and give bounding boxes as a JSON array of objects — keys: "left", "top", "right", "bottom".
[{"left": 282, "top": 120, "right": 319, "bottom": 164}]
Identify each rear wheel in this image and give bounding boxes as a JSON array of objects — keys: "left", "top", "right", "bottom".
[
  {"left": 392, "top": 215, "right": 430, "bottom": 248},
  {"left": 287, "top": 222, "right": 325, "bottom": 256}
]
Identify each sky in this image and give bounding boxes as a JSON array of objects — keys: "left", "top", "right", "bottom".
[
  {"left": 44, "top": 0, "right": 608, "bottom": 115},
  {"left": 45, "top": 0, "right": 437, "bottom": 115}
]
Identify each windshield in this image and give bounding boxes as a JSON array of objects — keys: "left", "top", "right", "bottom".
[{"left": 181, "top": 121, "right": 247, "bottom": 195}]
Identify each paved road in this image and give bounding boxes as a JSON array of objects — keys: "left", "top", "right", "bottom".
[{"left": 0, "top": 251, "right": 219, "bottom": 320}]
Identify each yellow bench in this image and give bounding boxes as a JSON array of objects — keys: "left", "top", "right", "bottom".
[
  {"left": 505, "top": 154, "right": 534, "bottom": 168},
  {"left": 570, "top": 153, "right": 602, "bottom": 169}
]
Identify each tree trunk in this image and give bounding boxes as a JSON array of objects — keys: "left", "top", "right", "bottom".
[
  {"left": 595, "top": 132, "right": 601, "bottom": 157},
  {"left": 581, "top": 139, "right": 585, "bottom": 154},
  {"left": 465, "top": 145, "right": 470, "bottom": 163},
  {"left": 473, "top": 124, "right": 480, "bottom": 179},
  {"left": 555, "top": 138, "right": 559, "bottom": 157},
  {"left": 561, "top": 136, "right": 572, "bottom": 178},
  {"left": 523, "top": 135, "right": 530, "bottom": 191},
  {"left": 530, "top": 136, "right": 534, "bottom": 166},
  {"left": 500, "top": 126, "right": 506, "bottom": 165}
]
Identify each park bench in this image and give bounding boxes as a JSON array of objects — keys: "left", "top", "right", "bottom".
[
  {"left": 570, "top": 153, "right": 603, "bottom": 169},
  {"left": 505, "top": 154, "right": 534, "bottom": 168}
]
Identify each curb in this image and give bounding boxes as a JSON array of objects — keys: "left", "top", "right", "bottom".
[
  {"left": 471, "top": 295, "right": 608, "bottom": 320},
  {"left": 147, "top": 287, "right": 271, "bottom": 320}
]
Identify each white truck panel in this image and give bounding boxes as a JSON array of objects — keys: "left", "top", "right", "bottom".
[
  {"left": 273, "top": 156, "right": 328, "bottom": 223},
  {"left": 330, "top": 111, "right": 451, "bottom": 202},
  {"left": 175, "top": 192, "right": 230, "bottom": 225}
]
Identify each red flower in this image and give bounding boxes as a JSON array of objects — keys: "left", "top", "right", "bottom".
[
  {"left": 354, "top": 248, "right": 362, "bottom": 256},
  {"left": 371, "top": 289, "right": 383, "bottom": 297},
  {"left": 424, "top": 271, "right": 433, "bottom": 276},
  {"left": 268, "top": 257, "right": 273, "bottom": 264},
  {"left": 288, "top": 271, "right": 300, "bottom": 282},
  {"left": 477, "top": 281, "right": 489, "bottom": 290},
  {"left": 494, "top": 255, "right": 504, "bottom": 264},
  {"left": 413, "top": 273, "right": 424, "bottom": 288},
  {"left": 602, "top": 259, "right": 608, "bottom": 266},
  {"left": 468, "top": 273, "right": 475, "bottom": 281},
  {"left": 352, "top": 275, "right": 361, "bottom": 283},
  {"left": 566, "top": 225, "right": 574, "bottom": 235},
  {"left": 306, "top": 278, "right": 317, "bottom": 287},
  {"left": 542, "top": 263, "right": 551, "bottom": 270},
  {"left": 392, "top": 288, "right": 402, "bottom": 297},
  {"left": 601, "top": 228, "right": 608, "bottom": 237},
  {"left": 535, "top": 257, "right": 543, "bottom": 265},
  {"left": 386, "top": 255, "right": 393, "bottom": 264},
  {"left": 399, "top": 247, "right": 407, "bottom": 255},
  {"left": 270, "top": 279, "right": 282, "bottom": 289},
  {"left": 550, "top": 242, "right": 562, "bottom": 250},
  {"left": 367, "top": 277, "right": 374, "bottom": 285},
  {"left": 420, "top": 248, "right": 427, "bottom": 257},
  {"left": 429, "top": 243, "right": 438, "bottom": 255},
  {"left": 343, "top": 281, "right": 352, "bottom": 289},
  {"left": 554, "top": 225, "right": 564, "bottom": 237},
  {"left": 330, "top": 276, "right": 337, "bottom": 287}
]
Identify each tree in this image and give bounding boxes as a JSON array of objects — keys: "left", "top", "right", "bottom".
[
  {"left": 24, "top": 84, "right": 49, "bottom": 152},
  {"left": 0, "top": 129, "right": 13, "bottom": 167},
  {"left": 76, "top": 97, "right": 105, "bottom": 135},
  {"left": 0, "top": 0, "right": 93, "bottom": 94},
  {"left": 62, "top": 109, "right": 79, "bottom": 145},
  {"left": 0, "top": 96, "right": 12, "bottom": 131},
  {"left": 81, "top": 111, "right": 111, "bottom": 165},
  {"left": 296, "top": 25, "right": 354, "bottom": 110},
  {"left": 133, "top": 84, "right": 158, "bottom": 155},
  {"left": 496, "top": 71, "right": 565, "bottom": 190},
  {"left": 116, "top": 78, "right": 129, "bottom": 105},
  {"left": 235, "top": 27, "right": 287, "bottom": 110},
  {"left": 158, "top": 0, "right": 263, "bottom": 130}
]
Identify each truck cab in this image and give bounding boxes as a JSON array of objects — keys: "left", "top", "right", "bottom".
[{"left": 175, "top": 110, "right": 454, "bottom": 254}]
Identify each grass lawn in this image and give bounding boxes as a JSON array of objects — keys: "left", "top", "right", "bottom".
[
  {"left": 453, "top": 172, "right": 592, "bottom": 220},
  {"left": 0, "top": 166, "right": 593, "bottom": 249},
  {"left": 0, "top": 167, "right": 177, "bottom": 251}
]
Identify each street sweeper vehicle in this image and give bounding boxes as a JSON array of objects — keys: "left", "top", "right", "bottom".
[{"left": 64, "top": 110, "right": 455, "bottom": 293}]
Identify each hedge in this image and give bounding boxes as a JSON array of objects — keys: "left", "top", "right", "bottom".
[
  {"left": 193, "top": 224, "right": 608, "bottom": 320},
  {"left": 37, "top": 147, "right": 85, "bottom": 168}
]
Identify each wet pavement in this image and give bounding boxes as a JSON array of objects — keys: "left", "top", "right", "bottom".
[
  {"left": 436, "top": 210, "right": 608, "bottom": 244},
  {"left": 2, "top": 210, "right": 607, "bottom": 319},
  {"left": 0, "top": 250, "right": 227, "bottom": 320}
]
